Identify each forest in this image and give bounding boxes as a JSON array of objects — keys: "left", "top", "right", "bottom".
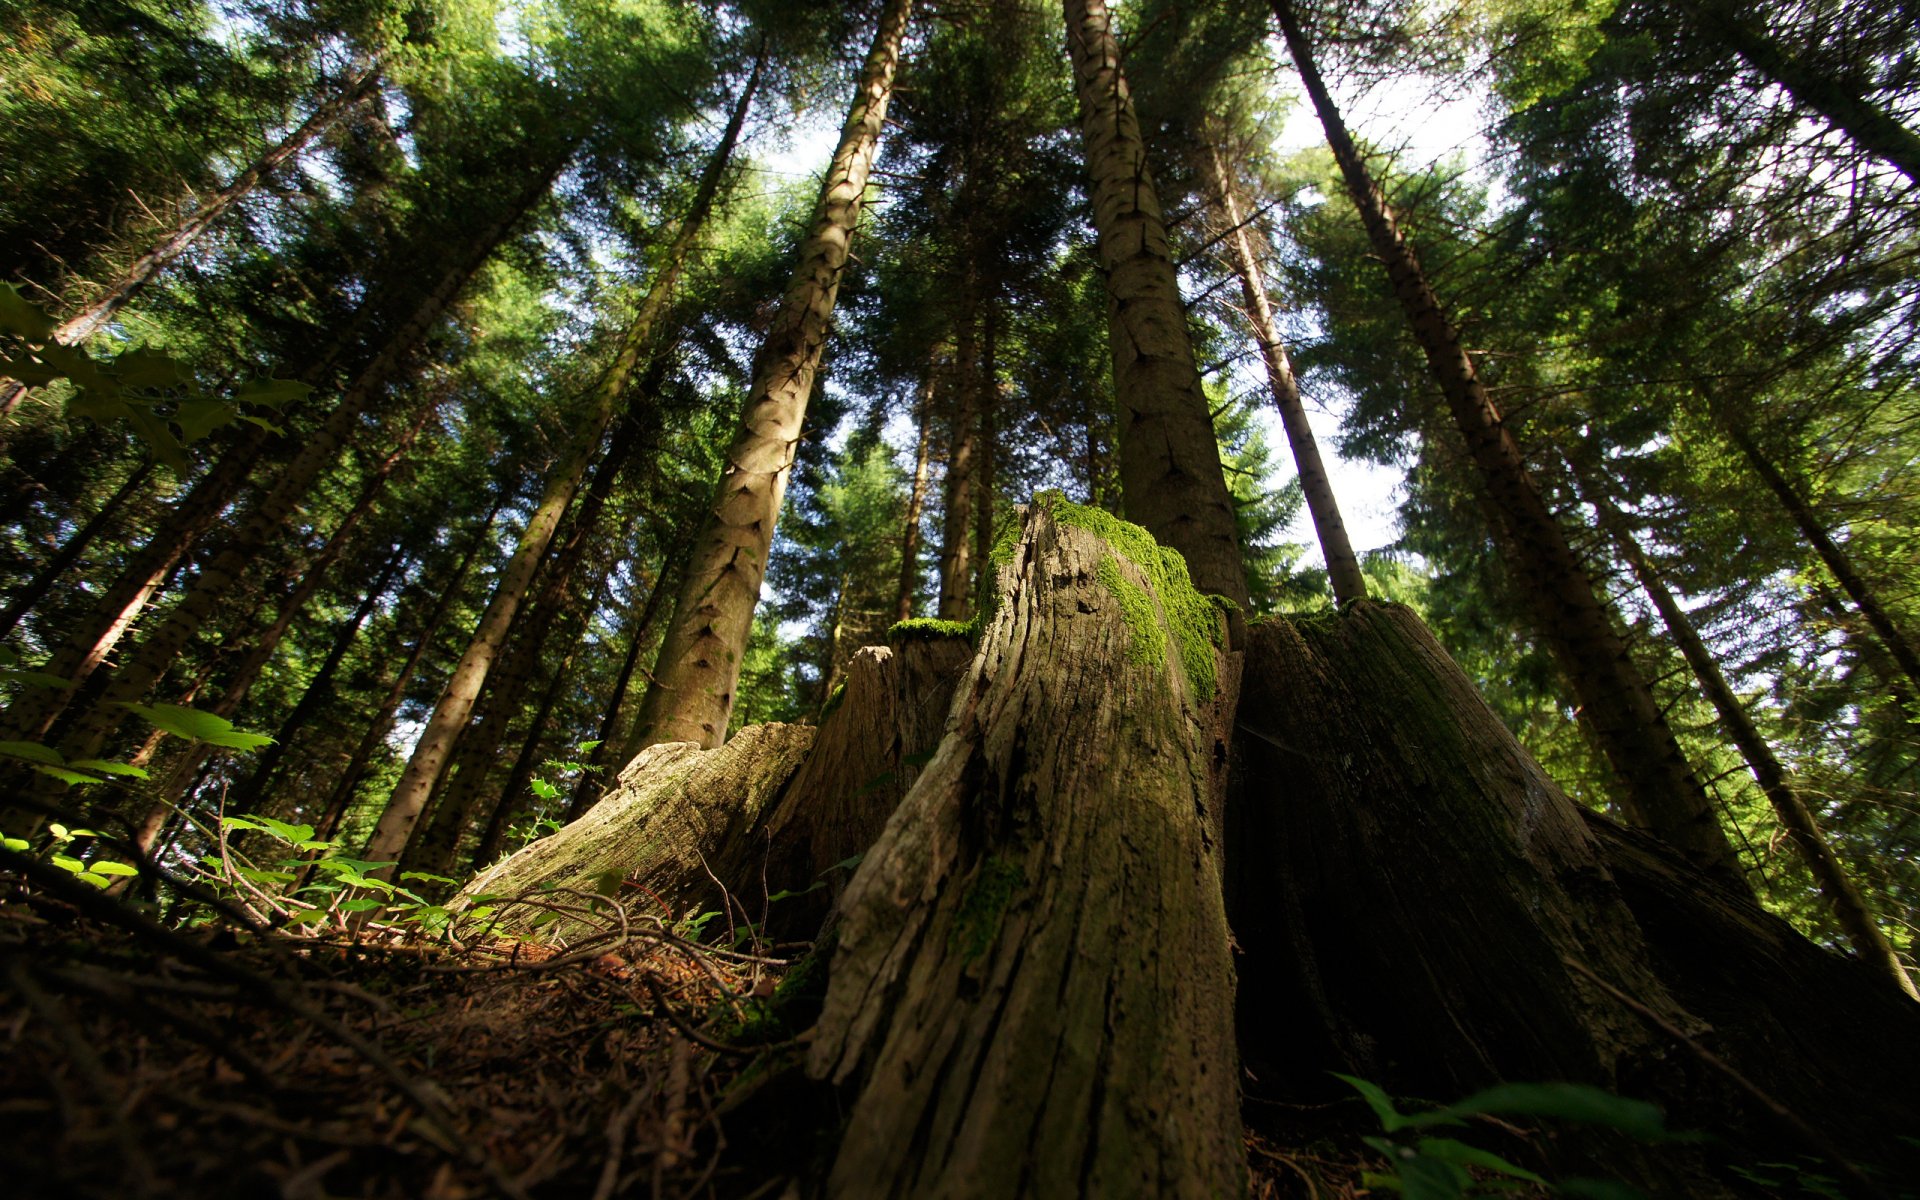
[{"left": 2, "top": 0, "right": 1919, "bottom": 1195}]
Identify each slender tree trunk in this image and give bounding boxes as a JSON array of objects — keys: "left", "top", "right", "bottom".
[
  {"left": 1270, "top": 0, "right": 1744, "bottom": 885},
  {"left": 1203, "top": 137, "right": 1367, "bottom": 604},
  {"left": 1722, "top": 419, "right": 1920, "bottom": 696},
  {"left": 364, "top": 73, "right": 757, "bottom": 866},
  {"left": 0, "top": 459, "right": 155, "bottom": 642},
  {"left": 301, "top": 498, "right": 501, "bottom": 846},
  {"left": 0, "top": 67, "right": 383, "bottom": 417},
  {"left": 971, "top": 305, "right": 998, "bottom": 607},
  {"left": 936, "top": 302, "right": 980, "bottom": 621},
  {"left": 630, "top": 2, "right": 910, "bottom": 750},
  {"left": 229, "top": 544, "right": 410, "bottom": 814},
  {"left": 1063, "top": 0, "right": 1250, "bottom": 609},
  {"left": 894, "top": 370, "right": 935, "bottom": 623},
  {"left": 46, "top": 362, "right": 452, "bottom": 773},
  {"left": 1694, "top": 0, "right": 1920, "bottom": 185},
  {"left": 567, "top": 551, "right": 676, "bottom": 819},
  {"left": 1573, "top": 468, "right": 1916, "bottom": 996}
]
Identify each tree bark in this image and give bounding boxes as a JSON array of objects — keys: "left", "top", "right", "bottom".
[
  {"left": 365, "top": 70, "right": 757, "bottom": 866},
  {"left": 0, "top": 67, "right": 383, "bottom": 416},
  {"left": 1270, "top": 0, "right": 1744, "bottom": 885},
  {"left": 1695, "top": 0, "right": 1920, "bottom": 185},
  {"left": 1202, "top": 136, "right": 1367, "bottom": 604},
  {"left": 937, "top": 301, "right": 980, "bottom": 621},
  {"left": 0, "top": 458, "right": 155, "bottom": 643},
  {"left": 630, "top": 0, "right": 911, "bottom": 750},
  {"left": 1575, "top": 469, "right": 1916, "bottom": 996},
  {"left": 568, "top": 551, "right": 678, "bottom": 820},
  {"left": 1722, "top": 418, "right": 1920, "bottom": 697},
  {"left": 894, "top": 368, "right": 935, "bottom": 623},
  {"left": 970, "top": 305, "right": 998, "bottom": 608},
  {"left": 808, "top": 498, "right": 1244, "bottom": 1198},
  {"left": 1063, "top": 0, "right": 1250, "bottom": 609}
]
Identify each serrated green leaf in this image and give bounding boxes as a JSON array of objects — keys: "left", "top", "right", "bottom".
[
  {"left": 399, "top": 871, "right": 458, "bottom": 885},
  {"left": 123, "top": 702, "right": 274, "bottom": 750},
  {"left": 0, "top": 283, "right": 57, "bottom": 340},
  {"left": 337, "top": 898, "right": 386, "bottom": 912},
  {"left": 34, "top": 764, "right": 103, "bottom": 786},
  {"left": 112, "top": 346, "right": 191, "bottom": 389},
  {"left": 86, "top": 860, "right": 139, "bottom": 877},
  {"left": 529, "top": 778, "right": 560, "bottom": 800},
  {"left": 172, "top": 396, "right": 234, "bottom": 445},
  {"left": 234, "top": 377, "right": 310, "bottom": 409},
  {"left": 237, "top": 866, "right": 296, "bottom": 884},
  {"left": 311, "top": 857, "right": 394, "bottom": 876},
  {"left": 69, "top": 759, "right": 150, "bottom": 779},
  {"left": 230, "top": 814, "right": 314, "bottom": 845}
]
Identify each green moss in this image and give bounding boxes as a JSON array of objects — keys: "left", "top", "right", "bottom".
[
  {"left": 1033, "top": 489, "right": 1227, "bottom": 703},
  {"left": 888, "top": 617, "right": 975, "bottom": 642},
  {"left": 948, "top": 856, "right": 1024, "bottom": 961},
  {"left": 818, "top": 680, "right": 847, "bottom": 718}
]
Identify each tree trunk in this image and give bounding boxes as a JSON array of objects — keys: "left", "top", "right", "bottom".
[
  {"left": 808, "top": 497, "right": 1243, "bottom": 1198},
  {"left": 1722, "top": 418, "right": 1920, "bottom": 697},
  {"left": 630, "top": 0, "right": 911, "bottom": 750},
  {"left": 1575, "top": 470, "right": 1916, "bottom": 996},
  {"left": 0, "top": 67, "right": 382, "bottom": 416},
  {"left": 1270, "top": 0, "right": 1744, "bottom": 885},
  {"left": 568, "top": 551, "right": 677, "bottom": 819},
  {"left": 937, "top": 301, "right": 980, "bottom": 621},
  {"left": 1203, "top": 136, "right": 1367, "bottom": 604},
  {"left": 1231, "top": 600, "right": 1920, "bottom": 1188},
  {"left": 1696, "top": 0, "right": 1920, "bottom": 185},
  {"left": 894, "top": 369, "right": 935, "bottom": 623},
  {"left": 0, "top": 459, "right": 155, "bottom": 643},
  {"left": 970, "top": 304, "right": 998, "bottom": 608},
  {"left": 1063, "top": 0, "right": 1250, "bottom": 609}
]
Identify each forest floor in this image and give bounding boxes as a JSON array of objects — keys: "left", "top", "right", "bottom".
[{"left": 0, "top": 861, "right": 1387, "bottom": 1199}]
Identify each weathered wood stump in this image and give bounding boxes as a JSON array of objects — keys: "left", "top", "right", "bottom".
[
  {"left": 457, "top": 635, "right": 971, "bottom": 940},
  {"left": 806, "top": 496, "right": 1246, "bottom": 1198}
]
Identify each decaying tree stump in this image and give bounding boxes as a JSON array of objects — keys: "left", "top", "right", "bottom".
[
  {"left": 806, "top": 497, "right": 1246, "bottom": 1198},
  {"left": 457, "top": 635, "right": 972, "bottom": 940}
]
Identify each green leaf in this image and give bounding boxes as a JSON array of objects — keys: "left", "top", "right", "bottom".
[
  {"left": 336, "top": 898, "right": 385, "bottom": 913},
  {"left": 825, "top": 852, "right": 865, "bottom": 874},
  {"left": 35, "top": 764, "right": 105, "bottom": 786},
  {"left": 311, "top": 857, "right": 395, "bottom": 876},
  {"left": 72, "top": 870, "right": 112, "bottom": 888},
  {"left": 0, "top": 740, "right": 65, "bottom": 765},
  {"left": 231, "top": 814, "right": 315, "bottom": 845},
  {"left": 69, "top": 759, "right": 150, "bottom": 779},
  {"left": 2, "top": 836, "right": 29, "bottom": 851},
  {"left": 1413, "top": 1137, "right": 1546, "bottom": 1184},
  {"left": 400, "top": 870, "right": 458, "bottom": 885},
  {"left": 123, "top": 702, "right": 274, "bottom": 750},
  {"left": 237, "top": 866, "right": 296, "bottom": 884},
  {"left": 529, "top": 778, "right": 561, "bottom": 800},
  {"left": 1428, "top": 1083, "right": 1675, "bottom": 1141},
  {"left": 172, "top": 396, "right": 235, "bottom": 445},
  {"left": 112, "top": 346, "right": 191, "bottom": 389},
  {"left": 284, "top": 909, "right": 330, "bottom": 926},
  {"left": 1, "top": 668, "right": 76, "bottom": 690},
  {"left": 574, "top": 739, "right": 603, "bottom": 754},
  {"left": 234, "top": 377, "right": 311, "bottom": 409},
  {"left": 85, "top": 860, "right": 139, "bottom": 878},
  {"left": 1336, "top": 1073, "right": 1432, "bottom": 1133},
  {"left": 766, "top": 880, "right": 826, "bottom": 902},
  {"left": 0, "top": 283, "right": 56, "bottom": 340}
]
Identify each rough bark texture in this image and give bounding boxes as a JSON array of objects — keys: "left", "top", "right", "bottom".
[
  {"left": 1232, "top": 603, "right": 1920, "bottom": 1189},
  {"left": 455, "top": 632, "right": 970, "bottom": 941},
  {"left": 1064, "top": 0, "right": 1250, "bottom": 610},
  {"left": 1271, "top": 0, "right": 1743, "bottom": 884},
  {"left": 458, "top": 724, "right": 818, "bottom": 938},
  {"left": 808, "top": 499, "right": 1244, "bottom": 1199},
  {"left": 1203, "top": 138, "right": 1367, "bottom": 604}
]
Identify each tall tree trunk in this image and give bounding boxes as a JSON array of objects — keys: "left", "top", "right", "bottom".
[
  {"left": 568, "top": 551, "right": 677, "bottom": 819},
  {"left": 894, "top": 369, "right": 935, "bottom": 624},
  {"left": 1721, "top": 417, "right": 1920, "bottom": 696},
  {"left": 0, "top": 67, "right": 383, "bottom": 416},
  {"left": 970, "top": 304, "right": 998, "bottom": 607},
  {"left": 1269, "top": 0, "right": 1745, "bottom": 885},
  {"left": 0, "top": 459, "right": 155, "bottom": 642},
  {"left": 45, "top": 360, "right": 454, "bottom": 774},
  {"left": 1694, "top": 0, "right": 1920, "bottom": 185},
  {"left": 1202, "top": 136, "right": 1367, "bottom": 604},
  {"left": 1063, "top": 0, "right": 1250, "bottom": 609},
  {"left": 229, "top": 545, "right": 410, "bottom": 814},
  {"left": 630, "top": 2, "right": 910, "bottom": 750},
  {"left": 936, "top": 301, "right": 980, "bottom": 621},
  {"left": 363, "top": 70, "right": 756, "bottom": 865},
  {"left": 301, "top": 501, "right": 499, "bottom": 848},
  {"left": 1573, "top": 466, "right": 1916, "bottom": 996}
]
